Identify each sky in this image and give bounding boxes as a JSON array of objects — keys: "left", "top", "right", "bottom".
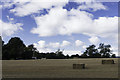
[{"left": 0, "top": 0, "right": 119, "bottom": 56}]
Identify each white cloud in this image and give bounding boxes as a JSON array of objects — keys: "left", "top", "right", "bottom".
[
  {"left": 3, "top": 0, "right": 118, "bottom": 37},
  {"left": 2, "top": 0, "right": 106, "bottom": 16},
  {"left": 82, "top": 45, "right": 87, "bottom": 49},
  {"left": 70, "top": 0, "right": 107, "bottom": 11},
  {"left": 70, "top": 0, "right": 95, "bottom": 2},
  {"left": 31, "top": 7, "right": 68, "bottom": 37},
  {"left": 75, "top": 40, "right": 84, "bottom": 47},
  {"left": 89, "top": 36, "right": 100, "bottom": 45},
  {"left": 33, "top": 39, "right": 119, "bottom": 56},
  {"left": 33, "top": 40, "right": 53, "bottom": 53},
  {"left": 78, "top": 2, "right": 107, "bottom": 11},
  {"left": 0, "top": 5, "right": 2, "bottom": 9},
  {"left": 6, "top": 0, "right": 69, "bottom": 17},
  {"left": 112, "top": 52, "right": 119, "bottom": 57},
  {"left": 3, "top": 0, "right": 117, "bottom": 40},
  {"left": 61, "top": 40, "right": 71, "bottom": 47},
  {"left": 2, "top": 0, "right": 115, "bottom": 40},
  {"left": 37, "top": 40, "right": 46, "bottom": 48},
  {"left": 49, "top": 42, "right": 60, "bottom": 48},
  {"left": 0, "top": 20, "right": 23, "bottom": 37},
  {"left": 63, "top": 50, "right": 82, "bottom": 56},
  {"left": 7, "top": 16, "right": 14, "bottom": 21},
  {"left": 49, "top": 40, "right": 70, "bottom": 48},
  {"left": 31, "top": 6, "right": 118, "bottom": 39},
  {"left": 34, "top": 40, "right": 71, "bottom": 53}
]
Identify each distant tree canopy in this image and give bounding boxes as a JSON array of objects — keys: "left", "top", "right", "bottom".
[
  {"left": 2, "top": 37, "right": 116, "bottom": 60},
  {"left": 2, "top": 37, "right": 26, "bottom": 59},
  {"left": 98, "top": 43, "right": 112, "bottom": 58},
  {"left": 81, "top": 43, "right": 116, "bottom": 58},
  {"left": 82, "top": 45, "right": 100, "bottom": 58}
]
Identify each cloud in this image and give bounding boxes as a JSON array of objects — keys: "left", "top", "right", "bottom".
[
  {"left": 75, "top": 40, "right": 84, "bottom": 47},
  {"left": 31, "top": 7, "right": 68, "bottom": 37},
  {"left": 89, "top": 36, "right": 100, "bottom": 45},
  {"left": 109, "top": 46, "right": 118, "bottom": 56},
  {"left": 49, "top": 42, "right": 60, "bottom": 48},
  {"left": 33, "top": 40, "right": 71, "bottom": 53},
  {"left": 33, "top": 39, "right": 118, "bottom": 56},
  {"left": 3, "top": 0, "right": 116, "bottom": 41},
  {"left": 61, "top": 40, "right": 71, "bottom": 47},
  {"left": 63, "top": 50, "right": 82, "bottom": 56},
  {"left": 0, "top": 5, "right": 2, "bottom": 9},
  {"left": 70, "top": 0, "right": 95, "bottom": 2},
  {"left": 5, "top": 0, "right": 69, "bottom": 17},
  {"left": 0, "top": 20, "right": 23, "bottom": 37},
  {"left": 3, "top": 0, "right": 116, "bottom": 40},
  {"left": 69, "top": 0, "right": 107, "bottom": 11},
  {"left": 37, "top": 40, "right": 46, "bottom": 48},
  {"left": 7, "top": 16, "right": 14, "bottom": 21},
  {"left": 31, "top": 5, "right": 118, "bottom": 39},
  {"left": 82, "top": 45, "right": 87, "bottom": 49},
  {"left": 33, "top": 40, "right": 53, "bottom": 53},
  {"left": 78, "top": 2, "right": 107, "bottom": 11},
  {"left": 2, "top": 0, "right": 106, "bottom": 16}
]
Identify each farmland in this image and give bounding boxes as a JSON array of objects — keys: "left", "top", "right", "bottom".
[{"left": 2, "top": 58, "right": 119, "bottom": 78}]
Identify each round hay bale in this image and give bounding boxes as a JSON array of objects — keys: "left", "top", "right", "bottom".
[
  {"left": 73, "top": 63, "right": 85, "bottom": 69},
  {"left": 102, "top": 60, "right": 114, "bottom": 64}
]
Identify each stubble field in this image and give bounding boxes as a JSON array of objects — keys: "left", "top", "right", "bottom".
[{"left": 2, "top": 58, "right": 119, "bottom": 78}]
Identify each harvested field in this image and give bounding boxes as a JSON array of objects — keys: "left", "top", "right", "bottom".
[{"left": 2, "top": 58, "right": 119, "bottom": 78}]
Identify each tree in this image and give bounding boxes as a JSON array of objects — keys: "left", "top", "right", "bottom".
[
  {"left": 98, "top": 43, "right": 112, "bottom": 58},
  {"left": 46, "top": 52, "right": 56, "bottom": 59},
  {"left": 66, "top": 54, "right": 70, "bottom": 59},
  {"left": 22, "top": 44, "right": 37, "bottom": 59},
  {"left": 2, "top": 44, "right": 10, "bottom": 60},
  {"left": 22, "top": 47, "right": 33, "bottom": 59},
  {"left": 81, "top": 51, "right": 88, "bottom": 58},
  {"left": 2, "top": 41, "right": 4, "bottom": 46},
  {"left": 71, "top": 54, "right": 80, "bottom": 58},
  {"left": 2, "top": 37, "right": 11, "bottom": 60},
  {"left": 111, "top": 54, "right": 116, "bottom": 58},
  {"left": 55, "top": 49, "right": 65, "bottom": 59},
  {"left": 5, "top": 37, "right": 26, "bottom": 59},
  {"left": 27, "top": 44, "right": 37, "bottom": 57},
  {"left": 0, "top": 36, "right": 2, "bottom": 60},
  {"left": 82, "top": 45, "right": 100, "bottom": 58}
]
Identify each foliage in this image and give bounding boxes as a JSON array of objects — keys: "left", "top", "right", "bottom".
[
  {"left": 2, "top": 37, "right": 116, "bottom": 60},
  {"left": 2, "top": 37, "right": 26, "bottom": 59},
  {"left": 98, "top": 43, "right": 112, "bottom": 58}
]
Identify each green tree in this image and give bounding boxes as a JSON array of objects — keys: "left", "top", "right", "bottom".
[
  {"left": 71, "top": 54, "right": 80, "bottom": 58},
  {"left": 0, "top": 36, "right": 2, "bottom": 60},
  {"left": 22, "top": 44, "right": 37, "bottom": 59},
  {"left": 55, "top": 49, "right": 65, "bottom": 59},
  {"left": 46, "top": 52, "right": 56, "bottom": 59},
  {"left": 66, "top": 54, "right": 70, "bottom": 59},
  {"left": 98, "top": 43, "right": 112, "bottom": 58},
  {"left": 111, "top": 54, "right": 116, "bottom": 58},
  {"left": 83, "top": 45, "right": 100, "bottom": 58},
  {"left": 5, "top": 37, "right": 26, "bottom": 59}
]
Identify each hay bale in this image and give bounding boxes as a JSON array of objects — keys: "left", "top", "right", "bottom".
[
  {"left": 41, "top": 58, "right": 46, "bottom": 60},
  {"left": 73, "top": 63, "right": 85, "bottom": 69},
  {"left": 102, "top": 60, "right": 114, "bottom": 64}
]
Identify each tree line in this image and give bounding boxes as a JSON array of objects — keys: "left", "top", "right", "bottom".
[{"left": 1, "top": 37, "right": 116, "bottom": 60}]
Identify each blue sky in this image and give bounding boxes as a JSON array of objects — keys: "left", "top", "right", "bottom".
[{"left": 0, "top": 0, "right": 118, "bottom": 56}]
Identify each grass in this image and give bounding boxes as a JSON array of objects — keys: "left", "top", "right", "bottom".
[{"left": 2, "top": 58, "right": 119, "bottom": 78}]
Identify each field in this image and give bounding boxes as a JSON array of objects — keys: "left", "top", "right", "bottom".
[{"left": 2, "top": 58, "right": 119, "bottom": 78}]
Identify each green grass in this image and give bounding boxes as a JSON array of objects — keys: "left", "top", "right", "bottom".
[{"left": 2, "top": 58, "right": 119, "bottom": 78}]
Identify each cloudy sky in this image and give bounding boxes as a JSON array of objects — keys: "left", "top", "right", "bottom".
[{"left": 0, "top": 0, "right": 119, "bottom": 56}]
